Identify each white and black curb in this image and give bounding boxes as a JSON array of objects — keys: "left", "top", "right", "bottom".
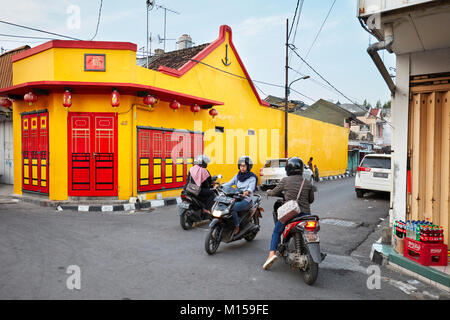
[
  {"left": 319, "top": 172, "right": 355, "bottom": 182},
  {"left": 58, "top": 197, "right": 183, "bottom": 212}
]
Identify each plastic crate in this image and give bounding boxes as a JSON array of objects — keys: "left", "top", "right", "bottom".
[{"left": 404, "top": 238, "right": 448, "bottom": 266}]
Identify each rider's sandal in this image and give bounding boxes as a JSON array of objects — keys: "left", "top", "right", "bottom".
[{"left": 263, "top": 255, "right": 278, "bottom": 270}]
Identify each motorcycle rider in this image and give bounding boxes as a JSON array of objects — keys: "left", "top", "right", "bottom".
[
  {"left": 222, "top": 156, "right": 258, "bottom": 235},
  {"left": 263, "top": 157, "right": 314, "bottom": 270},
  {"left": 184, "top": 155, "right": 216, "bottom": 213}
]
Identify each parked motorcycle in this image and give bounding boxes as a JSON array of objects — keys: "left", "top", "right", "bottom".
[
  {"left": 178, "top": 175, "right": 222, "bottom": 230},
  {"left": 205, "top": 186, "right": 263, "bottom": 255},
  {"left": 272, "top": 195, "right": 326, "bottom": 285}
]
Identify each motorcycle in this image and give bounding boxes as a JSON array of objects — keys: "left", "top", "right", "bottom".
[
  {"left": 178, "top": 175, "right": 222, "bottom": 230},
  {"left": 272, "top": 195, "right": 326, "bottom": 285},
  {"left": 205, "top": 186, "right": 263, "bottom": 255}
]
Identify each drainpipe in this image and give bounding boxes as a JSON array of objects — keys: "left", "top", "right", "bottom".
[{"left": 367, "top": 24, "right": 396, "bottom": 96}]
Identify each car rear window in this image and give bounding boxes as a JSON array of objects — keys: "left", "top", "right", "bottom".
[
  {"left": 361, "top": 157, "right": 391, "bottom": 169},
  {"left": 264, "top": 160, "right": 287, "bottom": 168}
]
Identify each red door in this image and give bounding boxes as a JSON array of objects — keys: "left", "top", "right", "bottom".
[
  {"left": 68, "top": 112, "right": 118, "bottom": 196},
  {"left": 21, "top": 112, "right": 49, "bottom": 194}
]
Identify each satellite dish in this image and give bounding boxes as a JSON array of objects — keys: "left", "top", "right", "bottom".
[{"left": 146, "top": 0, "right": 155, "bottom": 10}]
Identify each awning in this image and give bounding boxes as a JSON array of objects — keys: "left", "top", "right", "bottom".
[{"left": 0, "top": 81, "right": 224, "bottom": 108}]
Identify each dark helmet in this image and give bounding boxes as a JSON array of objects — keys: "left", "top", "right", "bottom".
[
  {"left": 285, "top": 157, "right": 304, "bottom": 176},
  {"left": 194, "top": 155, "right": 211, "bottom": 168},
  {"left": 237, "top": 156, "right": 253, "bottom": 171}
]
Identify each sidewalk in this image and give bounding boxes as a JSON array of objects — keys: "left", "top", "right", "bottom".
[{"left": 370, "top": 216, "right": 450, "bottom": 293}]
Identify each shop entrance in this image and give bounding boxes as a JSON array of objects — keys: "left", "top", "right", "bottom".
[
  {"left": 21, "top": 110, "right": 49, "bottom": 194},
  {"left": 68, "top": 112, "right": 118, "bottom": 197}
]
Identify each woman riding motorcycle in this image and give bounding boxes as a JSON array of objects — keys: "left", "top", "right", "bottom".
[
  {"left": 222, "top": 156, "right": 258, "bottom": 235},
  {"left": 263, "top": 157, "right": 314, "bottom": 270},
  {"left": 184, "top": 155, "right": 216, "bottom": 213}
]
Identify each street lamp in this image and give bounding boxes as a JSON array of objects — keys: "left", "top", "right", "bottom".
[{"left": 284, "top": 74, "right": 310, "bottom": 158}]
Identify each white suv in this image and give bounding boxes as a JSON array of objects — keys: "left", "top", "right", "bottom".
[
  {"left": 355, "top": 153, "right": 392, "bottom": 198},
  {"left": 259, "top": 158, "right": 314, "bottom": 191}
]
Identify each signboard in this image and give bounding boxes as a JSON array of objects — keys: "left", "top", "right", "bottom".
[{"left": 84, "top": 54, "right": 105, "bottom": 71}]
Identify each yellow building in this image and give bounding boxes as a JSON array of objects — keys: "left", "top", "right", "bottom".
[{"left": 0, "top": 25, "right": 348, "bottom": 201}]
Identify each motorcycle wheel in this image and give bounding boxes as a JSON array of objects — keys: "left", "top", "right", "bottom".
[
  {"left": 205, "top": 225, "right": 222, "bottom": 255},
  {"left": 244, "top": 215, "right": 259, "bottom": 242},
  {"left": 302, "top": 252, "right": 319, "bottom": 285},
  {"left": 180, "top": 210, "right": 193, "bottom": 230}
]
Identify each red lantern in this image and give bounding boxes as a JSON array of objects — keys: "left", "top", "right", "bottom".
[
  {"left": 169, "top": 100, "right": 180, "bottom": 112},
  {"left": 190, "top": 104, "right": 201, "bottom": 114},
  {"left": 0, "top": 97, "right": 12, "bottom": 109},
  {"left": 24, "top": 92, "right": 38, "bottom": 106},
  {"left": 111, "top": 89, "right": 120, "bottom": 109},
  {"left": 209, "top": 108, "right": 218, "bottom": 119},
  {"left": 63, "top": 90, "right": 72, "bottom": 110},
  {"left": 143, "top": 94, "right": 156, "bottom": 106}
]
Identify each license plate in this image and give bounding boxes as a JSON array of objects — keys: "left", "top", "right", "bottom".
[
  {"left": 304, "top": 232, "right": 319, "bottom": 243},
  {"left": 179, "top": 202, "right": 190, "bottom": 209},
  {"left": 373, "top": 172, "right": 388, "bottom": 178}
]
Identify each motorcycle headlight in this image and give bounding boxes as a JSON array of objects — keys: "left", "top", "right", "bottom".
[{"left": 212, "top": 209, "right": 228, "bottom": 218}]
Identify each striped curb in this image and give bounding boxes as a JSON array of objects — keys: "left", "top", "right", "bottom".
[
  {"left": 57, "top": 197, "right": 183, "bottom": 212},
  {"left": 319, "top": 172, "right": 355, "bottom": 182}
]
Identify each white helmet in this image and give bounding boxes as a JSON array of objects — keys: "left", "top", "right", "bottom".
[{"left": 194, "top": 155, "right": 211, "bottom": 168}]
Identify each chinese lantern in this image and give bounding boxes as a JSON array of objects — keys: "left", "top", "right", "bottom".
[
  {"left": 111, "top": 89, "right": 120, "bottom": 110},
  {"left": 143, "top": 94, "right": 156, "bottom": 106},
  {"left": 0, "top": 97, "right": 12, "bottom": 109},
  {"left": 63, "top": 90, "right": 72, "bottom": 110},
  {"left": 169, "top": 100, "right": 180, "bottom": 112},
  {"left": 24, "top": 92, "right": 38, "bottom": 106},
  {"left": 209, "top": 108, "right": 218, "bottom": 119},
  {"left": 190, "top": 104, "right": 201, "bottom": 114}
]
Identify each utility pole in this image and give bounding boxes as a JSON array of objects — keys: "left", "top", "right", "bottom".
[{"left": 284, "top": 18, "right": 289, "bottom": 159}]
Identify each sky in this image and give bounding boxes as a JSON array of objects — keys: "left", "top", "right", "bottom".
[{"left": 0, "top": 0, "right": 396, "bottom": 107}]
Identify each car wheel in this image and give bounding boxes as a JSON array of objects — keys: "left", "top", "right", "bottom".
[{"left": 356, "top": 189, "right": 364, "bottom": 198}]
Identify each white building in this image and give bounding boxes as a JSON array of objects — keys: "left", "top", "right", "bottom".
[{"left": 358, "top": 0, "right": 450, "bottom": 245}]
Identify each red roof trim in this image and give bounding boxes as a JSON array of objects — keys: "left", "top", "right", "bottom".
[
  {"left": 11, "top": 40, "right": 137, "bottom": 62},
  {"left": 0, "top": 81, "right": 224, "bottom": 107},
  {"left": 157, "top": 25, "right": 269, "bottom": 107}
]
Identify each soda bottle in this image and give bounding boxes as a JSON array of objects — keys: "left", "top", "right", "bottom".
[
  {"left": 424, "top": 225, "right": 429, "bottom": 243},
  {"left": 433, "top": 225, "right": 439, "bottom": 243},
  {"left": 416, "top": 223, "right": 421, "bottom": 242},
  {"left": 439, "top": 226, "right": 444, "bottom": 244}
]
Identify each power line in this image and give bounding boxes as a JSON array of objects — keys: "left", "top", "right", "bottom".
[
  {"left": 0, "top": 33, "right": 57, "bottom": 40},
  {"left": 289, "top": 46, "right": 393, "bottom": 127},
  {"left": 294, "top": 0, "right": 336, "bottom": 73},
  {"left": 288, "top": 0, "right": 301, "bottom": 40},
  {"left": 190, "top": 58, "right": 315, "bottom": 103},
  {"left": 90, "top": 0, "right": 103, "bottom": 40},
  {"left": 0, "top": 20, "right": 81, "bottom": 40}
]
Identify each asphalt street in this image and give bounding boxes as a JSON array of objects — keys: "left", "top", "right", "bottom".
[{"left": 0, "top": 178, "right": 448, "bottom": 300}]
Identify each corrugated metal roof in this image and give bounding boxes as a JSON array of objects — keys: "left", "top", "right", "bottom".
[{"left": 0, "top": 45, "right": 30, "bottom": 90}]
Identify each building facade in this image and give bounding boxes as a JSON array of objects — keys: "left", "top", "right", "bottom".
[{"left": 0, "top": 25, "right": 349, "bottom": 201}]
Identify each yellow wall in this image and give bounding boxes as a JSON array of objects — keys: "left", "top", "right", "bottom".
[{"left": 11, "top": 28, "right": 348, "bottom": 201}]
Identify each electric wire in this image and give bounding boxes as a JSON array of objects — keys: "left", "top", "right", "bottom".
[
  {"left": 289, "top": 46, "right": 393, "bottom": 127},
  {"left": 90, "top": 0, "right": 103, "bottom": 41},
  {"left": 0, "top": 20, "right": 81, "bottom": 40},
  {"left": 190, "top": 58, "right": 315, "bottom": 103},
  {"left": 294, "top": 0, "right": 336, "bottom": 73}
]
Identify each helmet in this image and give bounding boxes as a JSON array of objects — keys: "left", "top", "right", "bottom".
[
  {"left": 285, "top": 157, "right": 303, "bottom": 176},
  {"left": 194, "top": 155, "right": 211, "bottom": 168},
  {"left": 237, "top": 156, "right": 253, "bottom": 171}
]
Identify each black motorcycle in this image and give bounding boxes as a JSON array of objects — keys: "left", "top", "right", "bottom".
[
  {"left": 205, "top": 186, "right": 263, "bottom": 255},
  {"left": 178, "top": 175, "right": 221, "bottom": 230},
  {"left": 272, "top": 195, "right": 326, "bottom": 285}
]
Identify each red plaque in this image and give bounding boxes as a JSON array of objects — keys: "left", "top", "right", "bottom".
[{"left": 84, "top": 54, "right": 105, "bottom": 71}]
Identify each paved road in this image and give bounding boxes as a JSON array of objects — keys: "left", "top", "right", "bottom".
[{"left": 0, "top": 178, "right": 448, "bottom": 300}]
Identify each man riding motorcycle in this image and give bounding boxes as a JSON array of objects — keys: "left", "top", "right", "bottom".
[{"left": 263, "top": 157, "right": 315, "bottom": 270}]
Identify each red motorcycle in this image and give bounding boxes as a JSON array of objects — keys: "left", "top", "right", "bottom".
[{"left": 276, "top": 213, "right": 325, "bottom": 285}]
